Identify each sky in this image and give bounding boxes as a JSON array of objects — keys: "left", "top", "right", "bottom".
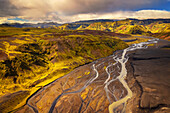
[{"left": 0, "top": 0, "right": 170, "bottom": 24}]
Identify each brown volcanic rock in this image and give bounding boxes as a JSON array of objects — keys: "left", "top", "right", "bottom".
[
  {"left": 133, "top": 49, "right": 170, "bottom": 107},
  {"left": 127, "top": 40, "right": 170, "bottom": 112}
]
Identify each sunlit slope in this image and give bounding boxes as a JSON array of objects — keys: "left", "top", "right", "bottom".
[
  {"left": 57, "top": 19, "right": 170, "bottom": 40},
  {"left": 0, "top": 28, "right": 129, "bottom": 95},
  {"left": 85, "top": 21, "right": 170, "bottom": 33},
  {"left": 57, "top": 23, "right": 90, "bottom": 30},
  {"left": 0, "top": 27, "right": 129, "bottom": 112}
]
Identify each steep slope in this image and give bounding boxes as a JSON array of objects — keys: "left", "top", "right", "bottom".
[
  {"left": 128, "top": 25, "right": 148, "bottom": 34},
  {"left": 57, "top": 19, "right": 170, "bottom": 40},
  {"left": 85, "top": 20, "right": 170, "bottom": 34}
]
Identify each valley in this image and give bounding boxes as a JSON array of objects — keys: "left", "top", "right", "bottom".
[
  {"left": 15, "top": 37, "right": 170, "bottom": 113},
  {"left": 0, "top": 19, "right": 169, "bottom": 113}
]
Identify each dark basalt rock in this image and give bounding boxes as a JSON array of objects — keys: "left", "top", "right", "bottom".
[{"left": 128, "top": 40, "right": 170, "bottom": 112}]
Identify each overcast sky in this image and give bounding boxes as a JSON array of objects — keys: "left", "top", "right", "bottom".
[{"left": 0, "top": 0, "right": 170, "bottom": 23}]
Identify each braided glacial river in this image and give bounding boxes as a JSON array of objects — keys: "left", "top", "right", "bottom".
[
  {"left": 106, "top": 38, "right": 158, "bottom": 113},
  {"left": 18, "top": 38, "right": 159, "bottom": 113}
]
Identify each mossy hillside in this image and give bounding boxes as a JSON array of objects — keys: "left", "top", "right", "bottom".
[
  {"left": 85, "top": 22, "right": 169, "bottom": 33},
  {"left": 0, "top": 28, "right": 129, "bottom": 112},
  {"left": 86, "top": 22, "right": 170, "bottom": 40},
  {"left": 0, "top": 34, "right": 128, "bottom": 81},
  {"left": 149, "top": 32, "right": 170, "bottom": 41},
  {"left": 57, "top": 19, "right": 170, "bottom": 40},
  {"left": 58, "top": 23, "right": 90, "bottom": 30}
]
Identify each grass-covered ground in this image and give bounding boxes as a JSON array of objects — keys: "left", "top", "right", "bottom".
[
  {"left": 57, "top": 19, "right": 170, "bottom": 41},
  {"left": 0, "top": 27, "right": 133, "bottom": 112}
]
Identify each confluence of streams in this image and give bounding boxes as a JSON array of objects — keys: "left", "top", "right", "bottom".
[{"left": 25, "top": 38, "right": 159, "bottom": 113}]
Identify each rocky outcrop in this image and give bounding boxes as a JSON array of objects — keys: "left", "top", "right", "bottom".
[{"left": 127, "top": 40, "right": 170, "bottom": 112}]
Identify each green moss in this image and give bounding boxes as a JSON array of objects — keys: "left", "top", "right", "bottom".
[
  {"left": 58, "top": 19, "right": 169, "bottom": 40},
  {"left": 0, "top": 27, "right": 129, "bottom": 112}
]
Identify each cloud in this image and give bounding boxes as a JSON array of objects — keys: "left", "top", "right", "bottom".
[
  {"left": 54, "top": 0, "right": 154, "bottom": 15},
  {"left": 0, "top": 0, "right": 169, "bottom": 23},
  {"left": 10, "top": 0, "right": 53, "bottom": 18},
  {"left": 0, "top": 0, "right": 20, "bottom": 17},
  {"left": 132, "top": 10, "right": 170, "bottom": 19},
  {"left": 1, "top": 10, "right": 170, "bottom": 24},
  {"left": 0, "top": 16, "right": 37, "bottom": 24},
  {"left": 1, "top": 0, "right": 161, "bottom": 17},
  {"left": 9, "top": 0, "right": 158, "bottom": 16},
  {"left": 58, "top": 10, "right": 170, "bottom": 23}
]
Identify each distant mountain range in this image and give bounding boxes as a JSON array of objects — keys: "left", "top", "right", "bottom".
[
  {"left": 1, "top": 18, "right": 169, "bottom": 28},
  {"left": 73, "top": 19, "right": 118, "bottom": 23},
  {"left": 0, "top": 22, "right": 61, "bottom": 28},
  {"left": 57, "top": 18, "right": 170, "bottom": 40},
  {"left": 0, "top": 18, "right": 170, "bottom": 40},
  {"left": 0, "top": 19, "right": 118, "bottom": 28},
  {"left": 58, "top": 18, "right": 170, "bottom": 30}
]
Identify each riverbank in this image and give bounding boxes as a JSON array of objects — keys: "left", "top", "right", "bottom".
[{"left": 126, "top": 39, "right": 170, "bottom": 113}]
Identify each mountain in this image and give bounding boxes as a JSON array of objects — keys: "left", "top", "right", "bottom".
[
  {"left": 57, "top": 19, "right": 118, "bottom": 30},
  {"left": 0, "top": 19, "right": 117, "bottom": 29},
  {"left": 1, "top": 22, "right": 61, "bottom": 28},
  {"left": 58, "top": 18, "right": 170, "bottom": 30},
  {"left": 1, "top": 19, "right": 169, "bottom": 40},
  {"left": 73, "top": 19, "right": 118, "bottom": 23},
  {"left": 57, "top": 19, "right": 170, "bottom": 40},
  {"left": 83, "top": 19, "right": 170, "bottom": 33}
]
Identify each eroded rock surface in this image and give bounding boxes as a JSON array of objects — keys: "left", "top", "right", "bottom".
[{"left": 128, "top": 40, "right": 170, "bottom": 112}]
